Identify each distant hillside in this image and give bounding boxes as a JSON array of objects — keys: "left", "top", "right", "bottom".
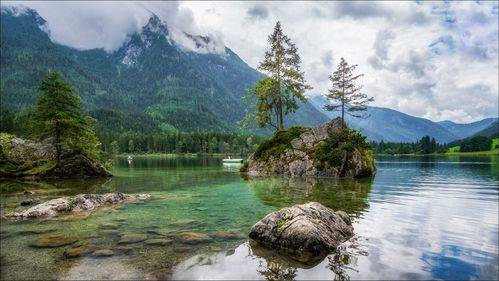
[
  {"left": 0, "top": 6, "right": 327, "bottom": 136},
  {"left": 471, "top": 121, "right": 499, "bottom": 138},
  {"left": 437, "top": 118, "right": 498, "bottom": 139},
  {"left": 310, "top": 95, "right": 497, "bottom": 143}
]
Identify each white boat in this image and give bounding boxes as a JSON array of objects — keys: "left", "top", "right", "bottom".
[{"left": 222, "top": 158, "right": 243, "bottom": 163}]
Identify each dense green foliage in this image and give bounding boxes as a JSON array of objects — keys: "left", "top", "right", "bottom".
[
  {"left": 371, "top": 135, "right": 444, "bottom": 155},
  {"left": 29, "top": 71, "right": 101, "bottom": 162},
  {"left": 99, "top": 131, "right": 262, "bottom": 155},
  {"left": 460, "top": 136, "right": 492, "bottom": 152},
  {"left": 253, "top": 126, "right": 306, "bottom": 160},
  {"left": 312, "top": 128, "right": 371, "bottom": 171},
  {"left": 246, "top": 21, "right": 311, "bottom": 130}
]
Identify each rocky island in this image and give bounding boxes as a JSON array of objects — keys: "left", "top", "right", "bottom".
[
  {"left": 241, "top": 118, "right": 376, "bottom": 178},
  {"left": 0, "top": 133, "right": 111, "bottom": 179}
]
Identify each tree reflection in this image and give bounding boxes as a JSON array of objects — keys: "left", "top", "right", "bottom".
[{"left": 245, "top": 176, "right": 373, "bottom": 218}]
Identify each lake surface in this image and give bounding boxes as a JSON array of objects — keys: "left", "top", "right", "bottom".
[{"left": 1, "top": 155, "right": 498, "bottom": 280}]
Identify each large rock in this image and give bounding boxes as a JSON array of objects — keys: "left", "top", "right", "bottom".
[
  {"left": 0, "top": 133, "right": 111, "bottom": 179},
  {"left": 242, "top": 118, "right": 376, "bottom": 178},
  {"left": 249, "top": 202, "right": 353, "bottom": 262},
  {"left": 5, "top": 192, "right": 151, "bottom": 220}
]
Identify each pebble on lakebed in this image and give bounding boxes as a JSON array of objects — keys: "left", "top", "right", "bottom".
[
  {"left": 249, "top": 202, "right": 354, "bottom": 263},
  {"left": 4, "top": 192, "right": 151, "bottom": 220}
]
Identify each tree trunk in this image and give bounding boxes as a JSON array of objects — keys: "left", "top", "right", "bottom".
[
  {"left": 278, "top": 97, "right": 284, "bottom": 130},
  {"left": 55, "top": 125, "right": 61, "bottom": 167}
]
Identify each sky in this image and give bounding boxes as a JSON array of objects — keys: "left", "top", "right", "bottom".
[{"left": 3, "top": 1, "right": 499, "bottom": 123}]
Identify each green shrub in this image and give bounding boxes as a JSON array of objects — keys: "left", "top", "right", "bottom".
[
  {"left": 253, "top": 126, "right": 307, "bottom": 161},
  {"left": 312, "top": 128, "right": 371, "bottom": 169}
]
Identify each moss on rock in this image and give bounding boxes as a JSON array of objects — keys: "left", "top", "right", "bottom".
[{"left": 244, "top": 118, "right": 376, "bottom": 178}]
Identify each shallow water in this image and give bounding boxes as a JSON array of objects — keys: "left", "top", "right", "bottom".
[{"left": 1, "top": 155, "right": 498, "bottom": 280}]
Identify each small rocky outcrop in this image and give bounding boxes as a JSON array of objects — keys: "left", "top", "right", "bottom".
[
  {"left": 0, "top": 133, "right": 111, "bottom": 179},
  {"left": 5, "top": 192, "right": 150, "bottom": 220},
  {"left": 241, "top": 118, "right": 375, "bottom": 178},
  {"left": 249, "top": 202, "right": 353, "bottom": 262}
]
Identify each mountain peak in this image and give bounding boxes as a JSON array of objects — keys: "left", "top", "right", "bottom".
[
  {"left": 1, "top": 4, "right": 46, "bottom": 26},
  {"left": 143, "top": 13, "right": 169, "bottom": 37}
]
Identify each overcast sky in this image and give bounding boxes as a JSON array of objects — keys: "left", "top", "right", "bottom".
[{"left": 4, "top": 1, "right": 499, "bottom": 123}]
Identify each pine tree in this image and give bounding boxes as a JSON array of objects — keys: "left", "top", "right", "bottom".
[
  {"left": 29, "top": 71, "right": 101, "bottom": 165},
  {"left": 247, "top": 21, "right": 311, "bottom": 130},
  {"left": 324, "top": 58, "right": 373, "bottom": 126}
]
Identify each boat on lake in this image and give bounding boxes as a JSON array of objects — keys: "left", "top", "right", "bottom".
[{"left": 222, "top": 157, "right": 243, "bottom": 163}]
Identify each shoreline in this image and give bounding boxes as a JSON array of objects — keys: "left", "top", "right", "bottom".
[{"left": 374, "top": 149, "right": 499, "bottom": 157}]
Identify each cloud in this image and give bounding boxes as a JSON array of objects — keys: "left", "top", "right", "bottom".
[
  {"left": 1, "top": 1, "right": 224, "bottom": 53},
  {"left": 246, "top": 5, "right": 268, "bottom": 20},
  {"left": 1, "top": 1, "right": 497, "bottom": 122}
]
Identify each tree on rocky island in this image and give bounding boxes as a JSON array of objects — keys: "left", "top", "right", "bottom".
[
  {"left": 245, "top": 21, "right": 311, "bottom": 130},
  {"left": 28, "top": 71, "right": 101, "bottom": 165},
  {"left": 324, "top": 58, "right": 373, "bottom": 126}
]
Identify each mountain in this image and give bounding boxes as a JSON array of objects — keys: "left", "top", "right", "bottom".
[
  {"left": 0, "top": 6, "right": 327, "bottom": 135},
  {"left": 309, "top": 95, "right": 497, "bottom": 143},
  {"left": 437, "top": 118, "right": 498, "bottom": 138},
  {"left": 470, "top": 121, "right": 499, "bottom": 138}
]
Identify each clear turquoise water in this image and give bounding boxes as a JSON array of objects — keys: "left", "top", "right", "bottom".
[{"left": 1, "top": 155, "right": 498, "bottom": 280}]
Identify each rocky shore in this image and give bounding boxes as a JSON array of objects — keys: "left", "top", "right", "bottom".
[
  {"left": 0, "top": 133, "right": 111, "bottom": 179},
  {"left": 4, "top": 192, "right": 150, "bottom": 220}
]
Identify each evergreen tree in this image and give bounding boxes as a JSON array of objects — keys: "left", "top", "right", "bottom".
[
  {"left": 324, "top": 58, "right": 373, "bottom": 125},
  {"left": 29, "top": 71, "right": 101, "bottom": 164},
  {"left": 247, "top": 21, "right": 311, "bottom": 130}
]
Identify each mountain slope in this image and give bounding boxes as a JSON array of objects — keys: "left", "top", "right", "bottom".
[
  {"left": 471, "top": 121, "right": 499, "bottom": 138},
  {"left": 309, "top": 95, "right": 495, "bottom": 143},
  {"left": 437, "top": 118, "right": 498, "bottom": 139},
  {"left": 0, "top": 7, "right": 327, "bottom": 135}
]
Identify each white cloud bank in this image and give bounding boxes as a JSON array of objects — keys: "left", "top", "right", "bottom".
[{"left": 2, "top": 1, "right": 498, "bottom": 123}]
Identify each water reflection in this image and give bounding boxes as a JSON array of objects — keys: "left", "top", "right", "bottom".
[{"left": 246, "top": 176, "right": 373, "bottom": 218}]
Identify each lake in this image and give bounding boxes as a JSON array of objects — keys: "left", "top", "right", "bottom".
[{"left": 1, "top": 155, "right": 498, "bottom": 280}]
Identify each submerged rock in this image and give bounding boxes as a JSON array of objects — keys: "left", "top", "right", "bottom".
[
  {"left": 242, "top": 118, "right": 375, "bottom": 178},
  {"left": 147, "top": 228, "right": 173, "bottom": 236},
  {"left": 30, "top": 234, "right": 77, "bottom": 248},
  {"left": 211, "top": 231, "right": 246, "bottom": 240},
  {"left": 64, "top": 245, "right": 91, "bottom": 258},
  {"left": 175, "top": 232, "right": 213, "bottom": 244},
  {"left": 92, "top": 249, "right": 114, "bottom": 257},
  {"left": 249, "top": 202, "right": 353, "bottom": 262},
  {"left": 5, "top": 192, "right": 151, "bottom": 220},
  {"left": 118, "top": 234, "right": 147, "bottom": 244},
  {"left": 144, "top": 239, "right": 173, "bottom": 246}
]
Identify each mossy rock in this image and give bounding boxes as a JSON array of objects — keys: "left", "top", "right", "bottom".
[{"left": 244, "top": 118, "right": 376, "bottom": 178}]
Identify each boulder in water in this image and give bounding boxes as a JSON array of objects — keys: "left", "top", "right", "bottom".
[{"left": 249, "top": 202, "right": 353, "bottom": 262}]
